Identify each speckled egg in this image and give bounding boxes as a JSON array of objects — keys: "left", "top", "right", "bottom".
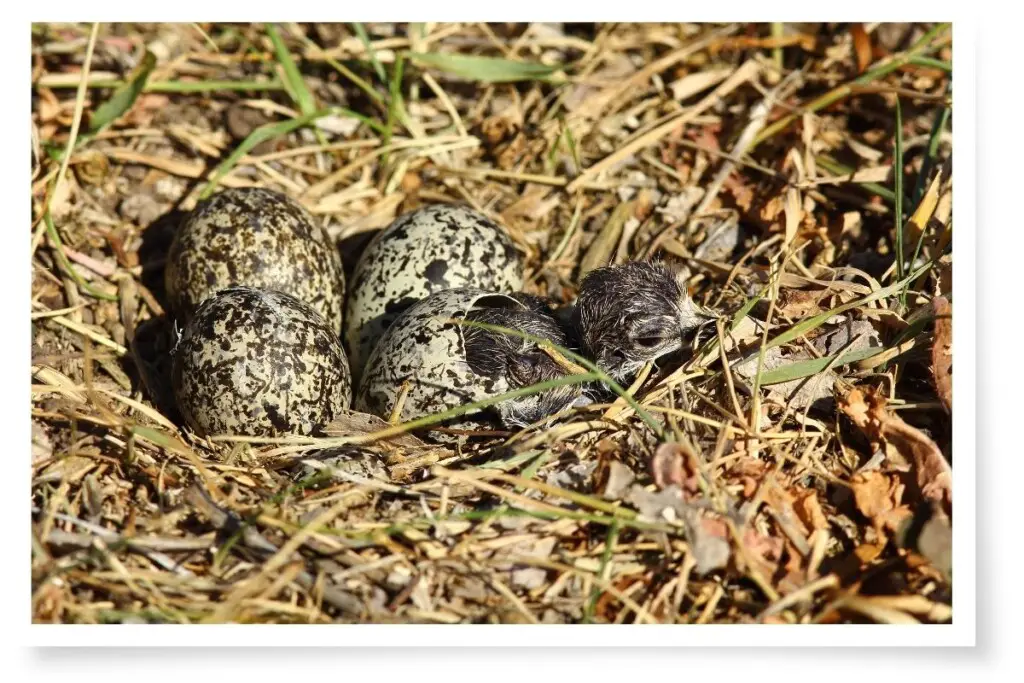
[
  {"left": 355, "top": 288, "right": 584, "bottom": 438},
  {"left": 344, "top": 204, "right": 523, "bottom": 379},
  {"left": 165, "top": 187, "right": 346, "bottom": 332},
  {"left": 172, "top": 286, "right": 351, "bottom": 437}
]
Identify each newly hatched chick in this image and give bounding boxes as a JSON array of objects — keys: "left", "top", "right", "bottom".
[
  {"left": 356, "top": 288, "right": 585, "bottom": 437},
  {"left": 573, "top": 260, "right": 713, "bottom": 384},
  {"left": 462, "top": 296, "right": 580, "bottom": 428}
]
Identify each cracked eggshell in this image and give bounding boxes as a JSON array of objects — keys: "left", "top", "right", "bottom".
[
  {"left": 172, "top": 286, "right": 351, "bottom": 437},
  {"left": 165, "top": 187, "right": 346, "bottom": 332},
  {"left": 344, "top": 204, "right": 523, "bottom": 379},
  {"left": 355, "top": 288, "right": 519, "bottom": 432}
]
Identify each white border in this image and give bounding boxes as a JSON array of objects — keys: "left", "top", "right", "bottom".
[
  {"left": 8, "top": 0, "right": 995, "bottom": 669},
  {"left": 26, "top": 623, "right": 970, "bottom": 647}
]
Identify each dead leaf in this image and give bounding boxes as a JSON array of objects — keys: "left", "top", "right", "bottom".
[
  {"left": 839, "top": 386, "right": 952, "bottom": 514},
  {"left": 600, "top": 460, "right": 636, "bottom": 500},
  {"left": 759, "top": 194, "right": 785, "bottom": 224},
  {"left": 793, "top": 489, "right": 829, "bottom": 532},
  {"left": 849, "top": 470, "right": 913, "bottom": 532},
  {"left": 723, "top": 172, "right": 755, "bottom": 212},
  {"left": 762, "top": 480, "right": 810, "bottom": 539},
  {"left": 626, "top": 485, "right": 729, "bottom": 574},
  {"left": 493, "top": 536, "right": 557, "bottom": 590},
  {"left": 579, "top": 200, "right": 635, "bottom": 277},
  {"left": 853, "top": 540, "right": 887, "bottom": 564},
  {"left": 650, "top": 441, "right": 702, "bottom": 498},
  {"left": 850, "top": 24, "right": 873, "bottom": 74},
  {"left": 323, "top": 410, "right": 428, "bottom": 450},
  {"left": 693, "top": 213, "right": 741, "bottom": 262},
  {"left": 931, "top": 298, "right": 952, "bottom": 414},
  {"left": 776, "top": 287, "right": 829, "bottom": 319}
]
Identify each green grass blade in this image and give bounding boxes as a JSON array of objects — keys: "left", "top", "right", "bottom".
[
  {"left": 894, "top": 96, "right": 905, "bottom": 286},
  {"left": 815, "top": 155, "right": 897, "bottom": 204},
  {"left": 384, "top": 52, "right": 408, "bottom": 146},
  {"left": 520, "top": 449, "right": 558, "bottom": 480},
  {"left": 454, "top": 319, "right": 665, "bottom": 439},
  {"left": 43, "top": 210, "right": 118, "bottom": 301},
  {"left": 584, "top": 519, "right": 620, "bottom": 623},
  {"left": 480, "top": 449, "right": 546, "bottom": 473},
  {"left": 87, "top": 50, "right": 156, "bottom": 133},
  {"left": 199, "top": 107, "right": 383, "bottom": 199},
  {"left": 352, "top": 23, "right": 387, "bottom": 84},
  {"left": 36, "top": 79, "right": 284, "bottom": 93},
  {"left": 147, "top": 79, "right": 283, "bottom": 93},
  {"left": 764, "top": 265, "right": 929, "bottom": 351},
  {"left": 731, "top": 286, "right": 767, "bottom": 332},
  {"left": 909, "top": 55, "right": 952, "bottom": 72},
  {"left": 563, "top": 123, "right": 581, "bottom": 171},
  {"left": 321, "top": 56, "right": 386, "bottom": 107},
  {"left": 752, "top": 22, "right": 950, "bottom": 148},
  {"left": 757, "top": 346, "right": 886, "bottom": 386},
  {"left": 911, "top": 104, "right": 951, "bottom": 206},
  {"left": 408, "top": 52, "right": 560, "bottom": 83},
  {"left": 377, "top": 372, "right": 602, "bottom": 435},
  {"left": 266, "top": 25, "right": 316, "bottom": 117}
]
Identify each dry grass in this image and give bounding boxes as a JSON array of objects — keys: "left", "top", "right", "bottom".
[{"left": 31, "top": 22, "right": 953, "bottom": 624}]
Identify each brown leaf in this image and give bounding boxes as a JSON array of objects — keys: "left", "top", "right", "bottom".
[
  {"left": 776, "top": 287, "right": 829, "bottom": 319},
  {"left": 723, "top": 172, "right": 755, "bottom": 212},
  {"left": 650, "top": 441, "right": 702, "bottom": 498},
  {"left": 793, "top": 489, "right": 829, "bottom": 532},
  {"left": 850, "top": 24, "right": 873, "bottom": 74},
  {"left": 323, "top": 410, "right": 430, "bottom": 450},
  {"left": 763, "top": 481, "right": 810, "bottom": 539},
  {"left": 685, "top": 123, "right": 722, "bottom": 152},
  {"left": 931, "top": 297, "right": 952, "bottom": 414},
  {"left": 579, "top": 200, "right": 635, "bottom": 277},
  {"left": 849, "top": 471, "right": 913, "bottom": 532},
  {"left": 849, "top": 471, "right": 901, "bottom": 516},
  {"left": 759, "top": 194, "right": 785, "bottom": 225},
  {"left": 600, "top": 460, "right": 636, "bottom": 501},
  {"left": 479, "top": 115, "right": 517, "bottom": 146},
  {"left": 854, "top": 540, "right": 887, "bottom": 564},
  {"left": 839, "top": 386, "right": 952, "bottom": 514}
]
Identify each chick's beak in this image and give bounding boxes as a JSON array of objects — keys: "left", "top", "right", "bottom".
[{"left": 678, "top": 297, "right": 717, "bottom": 348}]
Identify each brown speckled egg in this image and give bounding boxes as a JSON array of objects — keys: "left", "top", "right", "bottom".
[
  {"left": 344, "top": 204, "right": 523, "bottom": 380},
  {"left": 356, "top": 288, "right": 584, "bottom": 439},
  {"left": 165, "top": 187, "right": 345, "bottom": 332},
  {"left": 172, "top": 286, "right": 351, "bottom": 437}
]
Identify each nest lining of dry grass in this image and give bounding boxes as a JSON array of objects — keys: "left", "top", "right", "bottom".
[{"left": 31, "top": 21, "right": 953, "bottom": 625}]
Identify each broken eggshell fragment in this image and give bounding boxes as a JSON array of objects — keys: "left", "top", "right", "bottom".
[
  {"left": 355, "top": 288, "right": 585, "bottom": 439},
  {"left": 344, "top": 204, "right": 524, "bottom": 380}
]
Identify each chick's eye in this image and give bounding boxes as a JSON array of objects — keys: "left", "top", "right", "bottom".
[
  {"left": 510, "top": 349, "right": 548, "bottom": 384},
  {"left": 633, "top": 325, "right": 671, "bottom": 348},
  {"left": 521, "top": 348, "right": 547, "bottom": 366},
  {"left": 635, "top": 335, "right": 665, "bottom": 348}
]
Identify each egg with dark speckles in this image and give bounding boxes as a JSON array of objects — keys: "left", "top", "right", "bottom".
[
  {"left": 355, "top": 288, "right": 584, "bottom": 439},
  {"left": 165, "top": 187, "right": 346, "bottom": 332},
  {"left": 344, "top": 204, "right": 523, "bottom": 380},
  {"left": 172, "top": 286, "right": 351, "bottom": 437}
]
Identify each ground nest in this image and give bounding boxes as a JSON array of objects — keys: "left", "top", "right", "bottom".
[{"left": 31, "top": 22, "right": 954, "bottom": 624}]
